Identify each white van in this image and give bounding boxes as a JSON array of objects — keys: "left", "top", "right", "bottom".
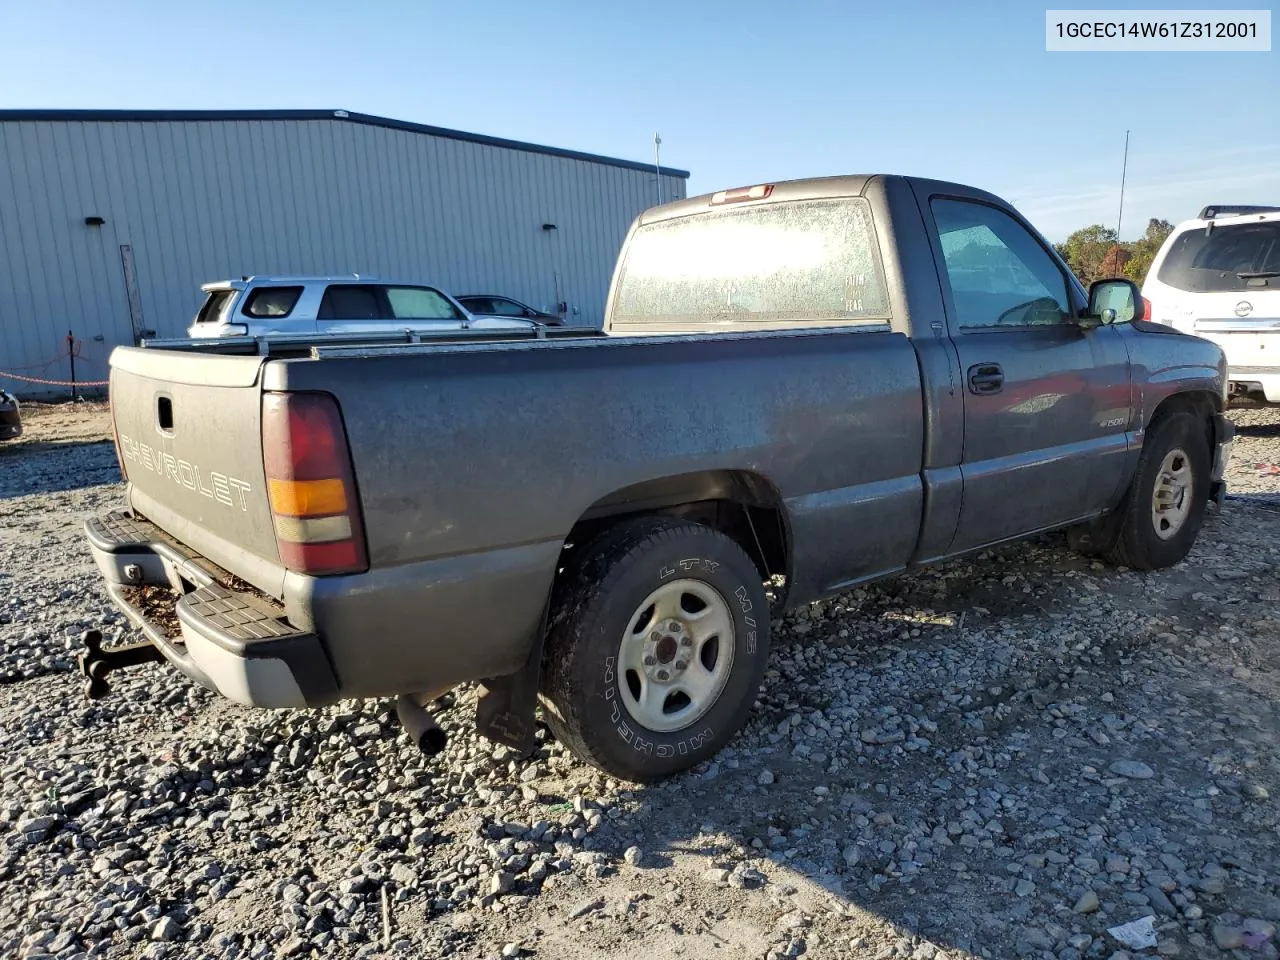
[{"left": 1142, "top": 205, "right": 1280, "bottom": 402}]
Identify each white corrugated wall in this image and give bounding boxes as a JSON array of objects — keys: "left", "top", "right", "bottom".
[{"left": 0, "top": 115, "right": 687, "bottom": 394}]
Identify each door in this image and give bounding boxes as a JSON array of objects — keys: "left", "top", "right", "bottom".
[
  {"left": 923, "top": 194, "right": 1132, "bottom": 553},
  {"left": 315, "top": 284, "right": 464, "bottom": 337}
]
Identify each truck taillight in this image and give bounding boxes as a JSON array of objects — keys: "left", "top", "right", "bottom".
[
  {"left": 262, "top": 392, "right": 368, "bottom": 576},
  {"left": 1140, "top": 297, "right": 1152, "bottom": 321}
]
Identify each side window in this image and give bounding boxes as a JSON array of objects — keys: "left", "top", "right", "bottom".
[
  {"left": 385, "top": 286, "right": 462, "bottom": 320},
  {"left": 931, "top": 198, "right": 1071, "bottom": 330},
  {"left": 461, "top": 297, "right": 491, "bottom": 314},
  {"left": 318, "top": 285, "right": 384, "bottom": 320},
  {"left": 242, "top": 286, "right": 303, "bottom": 319},
  {"left": 488, "top": 298, "right": 528, "bottom": 317},
  {"left": 194, "top": 290, "right": 233, "bottom": 325}
]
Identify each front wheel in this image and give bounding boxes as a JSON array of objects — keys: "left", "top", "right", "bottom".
[
  {"left": 1074, "top": 411, "right": 1211, "bottom": 570},
  {"left": 539, "top": 516, "right": 770, "bottom": 782}
]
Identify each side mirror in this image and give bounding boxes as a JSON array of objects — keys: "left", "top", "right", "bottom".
[{"left": 1086, "top": 278, "right": 1142, "bottom": 326}]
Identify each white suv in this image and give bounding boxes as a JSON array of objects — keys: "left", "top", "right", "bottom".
[
  {"left": 1143, "top": 205, "right": 1280, "bottom": 402},
  {"left": 187, "top": 276, "right": 537, "bottom": 339}
]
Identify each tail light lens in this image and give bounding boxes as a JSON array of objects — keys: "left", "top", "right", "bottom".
[
  {"left": 1139, "top": 297, "right": 1152, "bottom": 321},
  {"left": 262, "top": 391, "right": 368, "bottom": 576}
]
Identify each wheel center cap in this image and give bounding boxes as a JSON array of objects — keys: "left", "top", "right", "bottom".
[
  {"left": 1157, "top": 480, "right": 1184, "bottom": 510},
  {"left": 655, "top": 636, "right": 678, "bottom": 664}
]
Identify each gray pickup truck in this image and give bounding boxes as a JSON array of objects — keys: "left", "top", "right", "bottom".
[{"left": 83, "top": 174, "right": 1233, "bottom": 782}]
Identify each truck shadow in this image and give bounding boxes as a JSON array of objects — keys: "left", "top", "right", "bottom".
[
  {"left": 1232, "top": 418, "right": 1280, "bottom": 439},
  {"left": 491, "top": 502, "right": 1280, "bottom": 958}
]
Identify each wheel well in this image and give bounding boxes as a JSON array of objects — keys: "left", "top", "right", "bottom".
[
  {"left": 562, "top": 470, "right": 790, "bottom": 588},
  {"left": 1146, "top": 390, "right": 1220, "bottom": 449},
  {"left": 475, "top": 472, "right": 789, "bottom": 755}
]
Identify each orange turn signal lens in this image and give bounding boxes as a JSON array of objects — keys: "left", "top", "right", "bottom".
[{"left": 267, "top": 477, "right": 348, "bottom": 517}]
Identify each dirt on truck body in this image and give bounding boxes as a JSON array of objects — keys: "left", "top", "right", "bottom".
[{"left": 82, "top": 174, "right": 1232, "bottom": 786}]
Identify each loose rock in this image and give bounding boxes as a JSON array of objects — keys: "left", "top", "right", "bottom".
[
  {"left": 567, "top": 897, "right": 604, "bottom": 920},
  {"left": 151, "top": 916, "right": 180, "bottom": 943},
  {"left": 1212, "top": 924, "right": 1245, "bottom": 950},
  {"left": 1108, "top": 760, "right": 1155, "bottom": 780},
  {"left": 1075, "top": 891, "right": 1101, "bottom": 914}
]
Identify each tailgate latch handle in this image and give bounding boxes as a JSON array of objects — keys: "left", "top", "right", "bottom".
[{"left": 157, "top": 395, "right": 174, "bottom": 433}]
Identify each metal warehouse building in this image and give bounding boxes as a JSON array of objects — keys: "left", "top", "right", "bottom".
[{"left": 0, "top": 109, "right": 689, "bottom": 393}]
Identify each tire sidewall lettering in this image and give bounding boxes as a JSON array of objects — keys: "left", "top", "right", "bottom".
[
  {"left": 602, "top": 643, "right": 720, "bottom": 756},
  {"left": 735, "top": 584, "right": 757, "bottom": 654},
  {"left": 558, "top": 525, "right": 771, "bottom": 779},
  {"left": 660, "top": 558, "right": 720, "bottom": 581}
]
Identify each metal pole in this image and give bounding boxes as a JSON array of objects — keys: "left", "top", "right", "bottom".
[
  {"left": 67, "top": 330, "right": 78, "bottom": 400},
  {"left": 654, "top": 133, "right": 663, "bottom": 206},
  {"left": 1116, "top": 129, "right": 1130, "bottom": 240}
]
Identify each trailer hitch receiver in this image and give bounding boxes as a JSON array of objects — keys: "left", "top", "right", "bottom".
[{"left": 77, "top": 629, "right": 164, "bottom": 698}]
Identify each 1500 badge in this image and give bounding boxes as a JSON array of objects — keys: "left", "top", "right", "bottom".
[{"left": 118, "top": 434, "right": 251, "bottom": 510}]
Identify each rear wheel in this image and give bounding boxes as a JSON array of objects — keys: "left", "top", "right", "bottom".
[{"left": 540, "top": 516, "right": 770, "bottom": 782}]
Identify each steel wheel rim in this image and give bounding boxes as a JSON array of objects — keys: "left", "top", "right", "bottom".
[
  {"left": 1151, "top": 447, "right": 1193, "bottom": 540},
  {"left": 617, "top": 579, "right": 736, "bottom": 734}
]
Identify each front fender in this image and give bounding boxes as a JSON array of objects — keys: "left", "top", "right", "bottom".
[{"left": 1121, "top": 323, "right": 1227, "bottom": 428}]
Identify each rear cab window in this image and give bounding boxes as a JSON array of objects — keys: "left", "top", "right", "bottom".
[
  {"left": 609, "top": 197, "right": 891, "bottom": 333},
  {"left": 242, "top": 286, "right": 303, "bottom": 318},
  {"left": 1157, "top": 220, "right": 1280, "bottom": 293}
]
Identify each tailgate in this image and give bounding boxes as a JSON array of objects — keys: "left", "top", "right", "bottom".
[
  {"left": 1191, "top": 291, "right": 1280, "bottom": 369},
  {"left": 110, "top": 347, "right": 285, "bottom": 597}
]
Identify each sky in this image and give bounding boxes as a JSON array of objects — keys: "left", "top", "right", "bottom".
[{"left": 1, "top": 0, "right": 1276, "bottom": 242}]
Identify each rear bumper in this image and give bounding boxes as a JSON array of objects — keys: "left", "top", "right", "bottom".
[
  {"left": 84, "top": 511, "right": 339, "bottom": 708},
  {"left": 1228, "top": 368, "right": 1280, "bottom": 403}
]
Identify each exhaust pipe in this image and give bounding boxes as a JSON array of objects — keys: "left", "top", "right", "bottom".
[{"left": 396, "top": 693, "right": 448, "bottom": 756}]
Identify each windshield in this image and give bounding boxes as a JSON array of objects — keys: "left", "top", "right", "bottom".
[
  {"left": 1156, "top": 220, "right": 1280, "bottom": 292},
  {"left": 611, "top": 197, "right": 890, "bottom": 328}
]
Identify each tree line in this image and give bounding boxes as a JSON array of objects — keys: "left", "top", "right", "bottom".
[{"left": 1053, "top": 218, "right": 1174, "bottom": 288}]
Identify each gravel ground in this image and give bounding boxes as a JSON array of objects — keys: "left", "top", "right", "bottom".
[{"left": 1, "top": 402, "right": 1279, "bottom": 960}]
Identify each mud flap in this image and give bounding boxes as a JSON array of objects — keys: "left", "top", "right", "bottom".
[
  {"left": 1209, "top": 480, "right": 1226, "bottom": 509},
  {"left": 1066, "top": 511, "right": 1124, "bottom": 556},
  {"left": 474, "top": 602, "right": 551, "bottom": 756}
]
